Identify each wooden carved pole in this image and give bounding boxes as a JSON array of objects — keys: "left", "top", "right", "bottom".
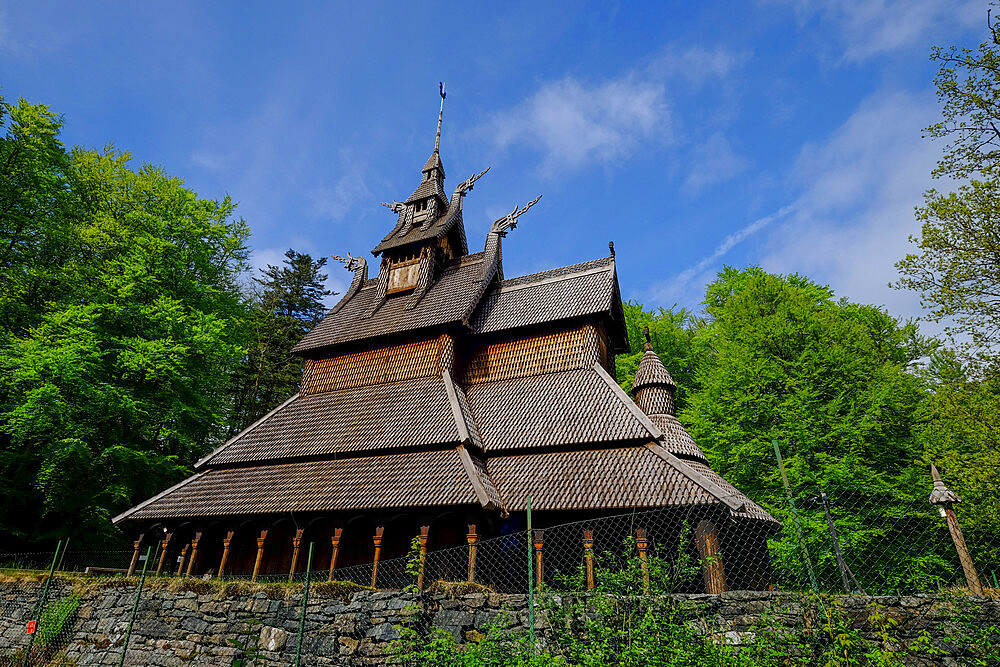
[
  {"left": 251, "top": 530, "right": 268, "bottom": 582},
  {"left": 186, "top": 531, "right": 202, "bottom": 577},
  {"left": 635, "top": 529, "right": 650, "bottom": 593},
  {"left": 695, "top": 520, "right": 727, "bottom": 594},
  {"left": 175, "top": 543, "right": 190, "bottom": 577},
  {"left": 371, "top": 526, "right": 385, "bottom": 589},
  {"left": 467, "top": 524, "right": 479, "bottom": 583},
  {"left": 533, "top": 530, "right": 544, "bottom": 591},
  {"left": 328, "top": 528, "right": 343, "bottom": 582},
  {"left": 127, "top": 534, "right": 144, "bottom": 577},
  {"left": 288, "top": 528, "right": 305, "bottom": 583},
  {"left": 929, "top": 464, "right": 983, "bottom": 595},
  {"left": 155, "top": 532, "right": 172, "bottom": 576},
  {"left": 416, "top": 525, "right": 429, "bottom": 591},
  {"left": 583, "top": 529, "right": 595, "bottom": 590},
  {"left": 218, "top": 530, "right": 235, "bottom": 578}
]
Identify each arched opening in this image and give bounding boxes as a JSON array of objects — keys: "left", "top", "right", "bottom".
[
  {"left": 336, "top": 515, "right": 376, "bottom": 584},
  {"left": 378, "top": 514, "right": 420, "bottom": 589},
  {"left": 424, "top": 512, "right": 466, "bottom": 584}
]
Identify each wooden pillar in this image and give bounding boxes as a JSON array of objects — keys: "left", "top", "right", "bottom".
[
  {"left": 635, "top": 529, "right": 650, "bottom": 593},
  {"left": 175, "top": 543, "right": 190, "bottom": 577},
  {"left": 328, "top": 528, "right": 343, "bottom": 582},
  {"left": 416, "top": 525, "right": 429, "bottom": 591},
  {"left": 251, "top": 530, "right": 268, "bottom": 582},
  {"left": 371, "top": 526, "right": 385, "bottom": 589},
  {"left": 127, "top": 534, "right": 144, "bottom": 577},
  {"left": 583, "top": 529, "right": 596, "bottom": 590},
  {"left": 944, "top": 506, "right": 983, "bottom": 595},
  {"left": 155, "top": 532, "right": 172, "bottom": 576},
  {"left": 533, "top": 529, "right": 544, "bottom": 590},
  {"left": 218, "top": 530, "right": 235, "bottom": 578},
  {"left": 695, "top": 520, "right": 727, "bottom": 594},
  {"left": 288, "top": 528, "right": 305, "bottom": 583},
  {"left": 186, "top": 532, "right": 202, "bottom": 577},
  {"left": 467, "top": 524, "right": 479, "bottom": 583}
]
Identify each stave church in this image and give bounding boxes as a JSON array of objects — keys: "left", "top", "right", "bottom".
[{"left": 114, "top": 90, "right": 776, "bottom": 592}]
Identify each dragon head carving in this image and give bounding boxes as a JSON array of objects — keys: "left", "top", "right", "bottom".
[
  {"left": 489, "top": 195, "right": 542, "bottom": 237},
  {"left": 332, "top": 252, "right": 367, "bottom": 273}
]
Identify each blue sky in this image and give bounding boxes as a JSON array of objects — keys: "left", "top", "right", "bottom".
[{"left": 0, "top": 1, "right": 983, "bottom": 323}]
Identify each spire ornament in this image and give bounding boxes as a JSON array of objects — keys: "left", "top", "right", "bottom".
[{"left": 435, "top": 82, "right": 446, "bottom": 154}]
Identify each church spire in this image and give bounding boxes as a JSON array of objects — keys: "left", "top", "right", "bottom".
[{"left": 435, "top": 82, "right": 445, "bottom": 154}]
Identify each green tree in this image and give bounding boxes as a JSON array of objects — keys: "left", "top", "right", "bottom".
[
  {"left": 0, "top": 99, "right": 251, "bottom": 548},
  {"left": 894, "top": 23, "right": 1000, "bottom": 357},
  {"left": 227, "top": 249, "right": 332, "bottom": 437}
]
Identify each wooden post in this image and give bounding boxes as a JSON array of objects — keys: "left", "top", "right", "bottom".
[
  {"left": 127, "top": 534, "right": 144, "bottom": 577},
  {"left": 288, "top": 528, "right": 304, "bottom": 583},
  {"left": 467, "top": 524, "right": 479, "bottom": 583},
  {"left": 175, "top": 543, "right": 190, "bottom": 577},
  {"left": 583, "top": 529, "right": 595, "bottom": 590},
  {"left": 695, "top": 520, "right": 727, "bottom": 594},
  {"left": 155, "top": 532, "right": 172, "bottom": 576},
  {"left": 533, "top": 529, "right": 544, "bottom": 590},
  {"left": 943, "top": 506, "right": 983, "bottom": 595},
  {"left": 251, "top": 530, "right": 268, "bottom": 582},
  {"left": 635, "top": 529, "right": 650, "bottom": 593},
  {"left": 186, "top": 531, "right": 202, "bottom": 577},
  {"left": 416, "top": 525, "right": 429, "bottom": 591},
  {"left": 930, "top": 464, "right": 983, "bottom": 596},
  {"left": 218, "top": 530, "right": 235, "bottom": 578},
  {"left": 371, "top": 526, "right": 385, "bottom": 589},
  {"left": 328, "top": 527, "right": 343, "bottom": 582}
]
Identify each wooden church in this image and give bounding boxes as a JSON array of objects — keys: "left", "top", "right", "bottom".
[{"left": 114, "top": 91, "right": 776, "bottom": 592}]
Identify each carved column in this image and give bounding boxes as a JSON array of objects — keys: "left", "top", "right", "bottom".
[
  {"left": 533, "top": 530, "right": 544, "bottom": 590},
  {"left": 288, "top": 528, "right": 304, "bottom": 583},
  {"left": 635, "top": 529, "right": 650, "bottom": 593},
  {"left": 251, "top": 530, "right": 268, "bottom": 582},
  {"left": 467, "top": 524, "right": 479, "bottom": 583},
  {"left": 186, "top": 532, "right": 202, "bottom": 577},
  {"left": 218, "top": 530, "right": 235, "bottom": 578},
  {"left": 175, "top": 543, "right": 190, "bottom": 577},
  {"left": 127, "top": 534, "right": 144, "bottom": 577},
  {"left": 583, "top": 529, "right": 595, "bottom": 590},
  {"left": 155, "top": 532, "right": 172, "bottom": 576},
  {"left": 416, "top": 525, "right": 430, "bottom": 591},
  {"left": 328, "top": 528, "right": 343, "bottom": 582},
  {"left": 371, "top": 526, "right": 385, "bottom": 589},
  {"left": 695, "top": 520, "right": 727, "bottom": 594}
]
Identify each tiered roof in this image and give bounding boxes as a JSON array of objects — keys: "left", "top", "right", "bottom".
[{"left": 114, "top": 95, "right": 773, "bottom": 528}]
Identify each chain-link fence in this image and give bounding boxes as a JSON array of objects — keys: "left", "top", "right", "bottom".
[{"left": 1, "top": 483, "right": 997, "bottom": 665}]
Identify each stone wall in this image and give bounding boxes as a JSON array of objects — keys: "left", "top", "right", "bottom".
[{"left": 1, "top": 578, "right": 997, "bottom": 665}]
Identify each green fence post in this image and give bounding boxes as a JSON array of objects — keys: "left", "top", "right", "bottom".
[
  {"left": 773, "top": 440, "right": 822, "bottom": 606},
  {"left": 118, "top": 545, "right": 152, "bottom": 667},
  {"left": 21, "top": 540, "right": 63, "bottom": 667},
  {"left": 294, "top": 542, "right": 314, "bottom": 667},
  {"left": 526, "top": 495, "right": 534, "bottom": 660}
]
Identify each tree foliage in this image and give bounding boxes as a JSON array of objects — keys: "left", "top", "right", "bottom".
[
  {"left": 227, "top": 249, "right": 332, "bottom": 437},
  {"left": 0, "top": 96, "right": 251, "bottom": 548},
  {"left": 895, "top": 25, "right": 1000, "bottom": 356}
]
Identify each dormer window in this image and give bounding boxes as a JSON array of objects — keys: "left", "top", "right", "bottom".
[
  {"left": 416, "top": 200, "right": 428, "bottom": 212},
  {"left": 388, "top": 251, "right": 421, "bottom": 293}
]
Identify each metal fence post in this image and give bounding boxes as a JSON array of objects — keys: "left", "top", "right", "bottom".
[
  {"left": 773, "top": 440, "right": 821, "bottom": 600},
  {"left": 294, "top": 542, "right": 314, "bottom": 667},
  {"left": 21, "top": 540, "right": 63, "bottom": 667},
  {"left": 118, "top": 545, "right": 152, "bottom": 667},
  {"left": 526, "top": 495, "right": 534, "bottom": 658}
]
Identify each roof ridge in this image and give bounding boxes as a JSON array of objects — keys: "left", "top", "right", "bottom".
[
  {"left": 644, "top": 442, "right": 746, "bottom": 512},
  {"left": 501, "top": 255, "right": 613, "bottom": 288},
  {"left": 112, "top": 471, "right": 208, "bottom": 524}
]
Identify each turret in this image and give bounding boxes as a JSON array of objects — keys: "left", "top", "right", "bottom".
[{"left": 631, "top": 327, "right": 677, "bottom": 416}]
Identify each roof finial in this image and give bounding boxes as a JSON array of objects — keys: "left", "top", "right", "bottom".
[
  {"left": 643, "top": 326, "right": 652, "bottom": 352},
  {"left": 435, "top": 82, "right": 446, "bottom": 154},
  {"left": 609, "top": 241, "right": 615, "bottom": 257}
]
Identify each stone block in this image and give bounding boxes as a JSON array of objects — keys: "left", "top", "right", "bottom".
[{"left": 259, "top": 625, "right": 288, "bottom": 651}]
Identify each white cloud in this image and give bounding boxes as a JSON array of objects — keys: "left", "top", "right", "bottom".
[
  {"left": 488, "top": 76, "right": 670, "bottom": 173},
  {"left": 649, "top": 205, "right": 796, "bottom": 307},
  {"left": 759, "top": 90, "right": 940, "bottom": 321},
  {"left": 308, "top": 151, "right": 371, "bottom": 222},
  {"left": 775, "top": 0, "right": 980, "bottom": 63},
  {"left": 485, "top": 45, "right": 748, "bottom": 175},
  {"left": 684, "top": 132, "right": 750, "bottom": 192}
]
